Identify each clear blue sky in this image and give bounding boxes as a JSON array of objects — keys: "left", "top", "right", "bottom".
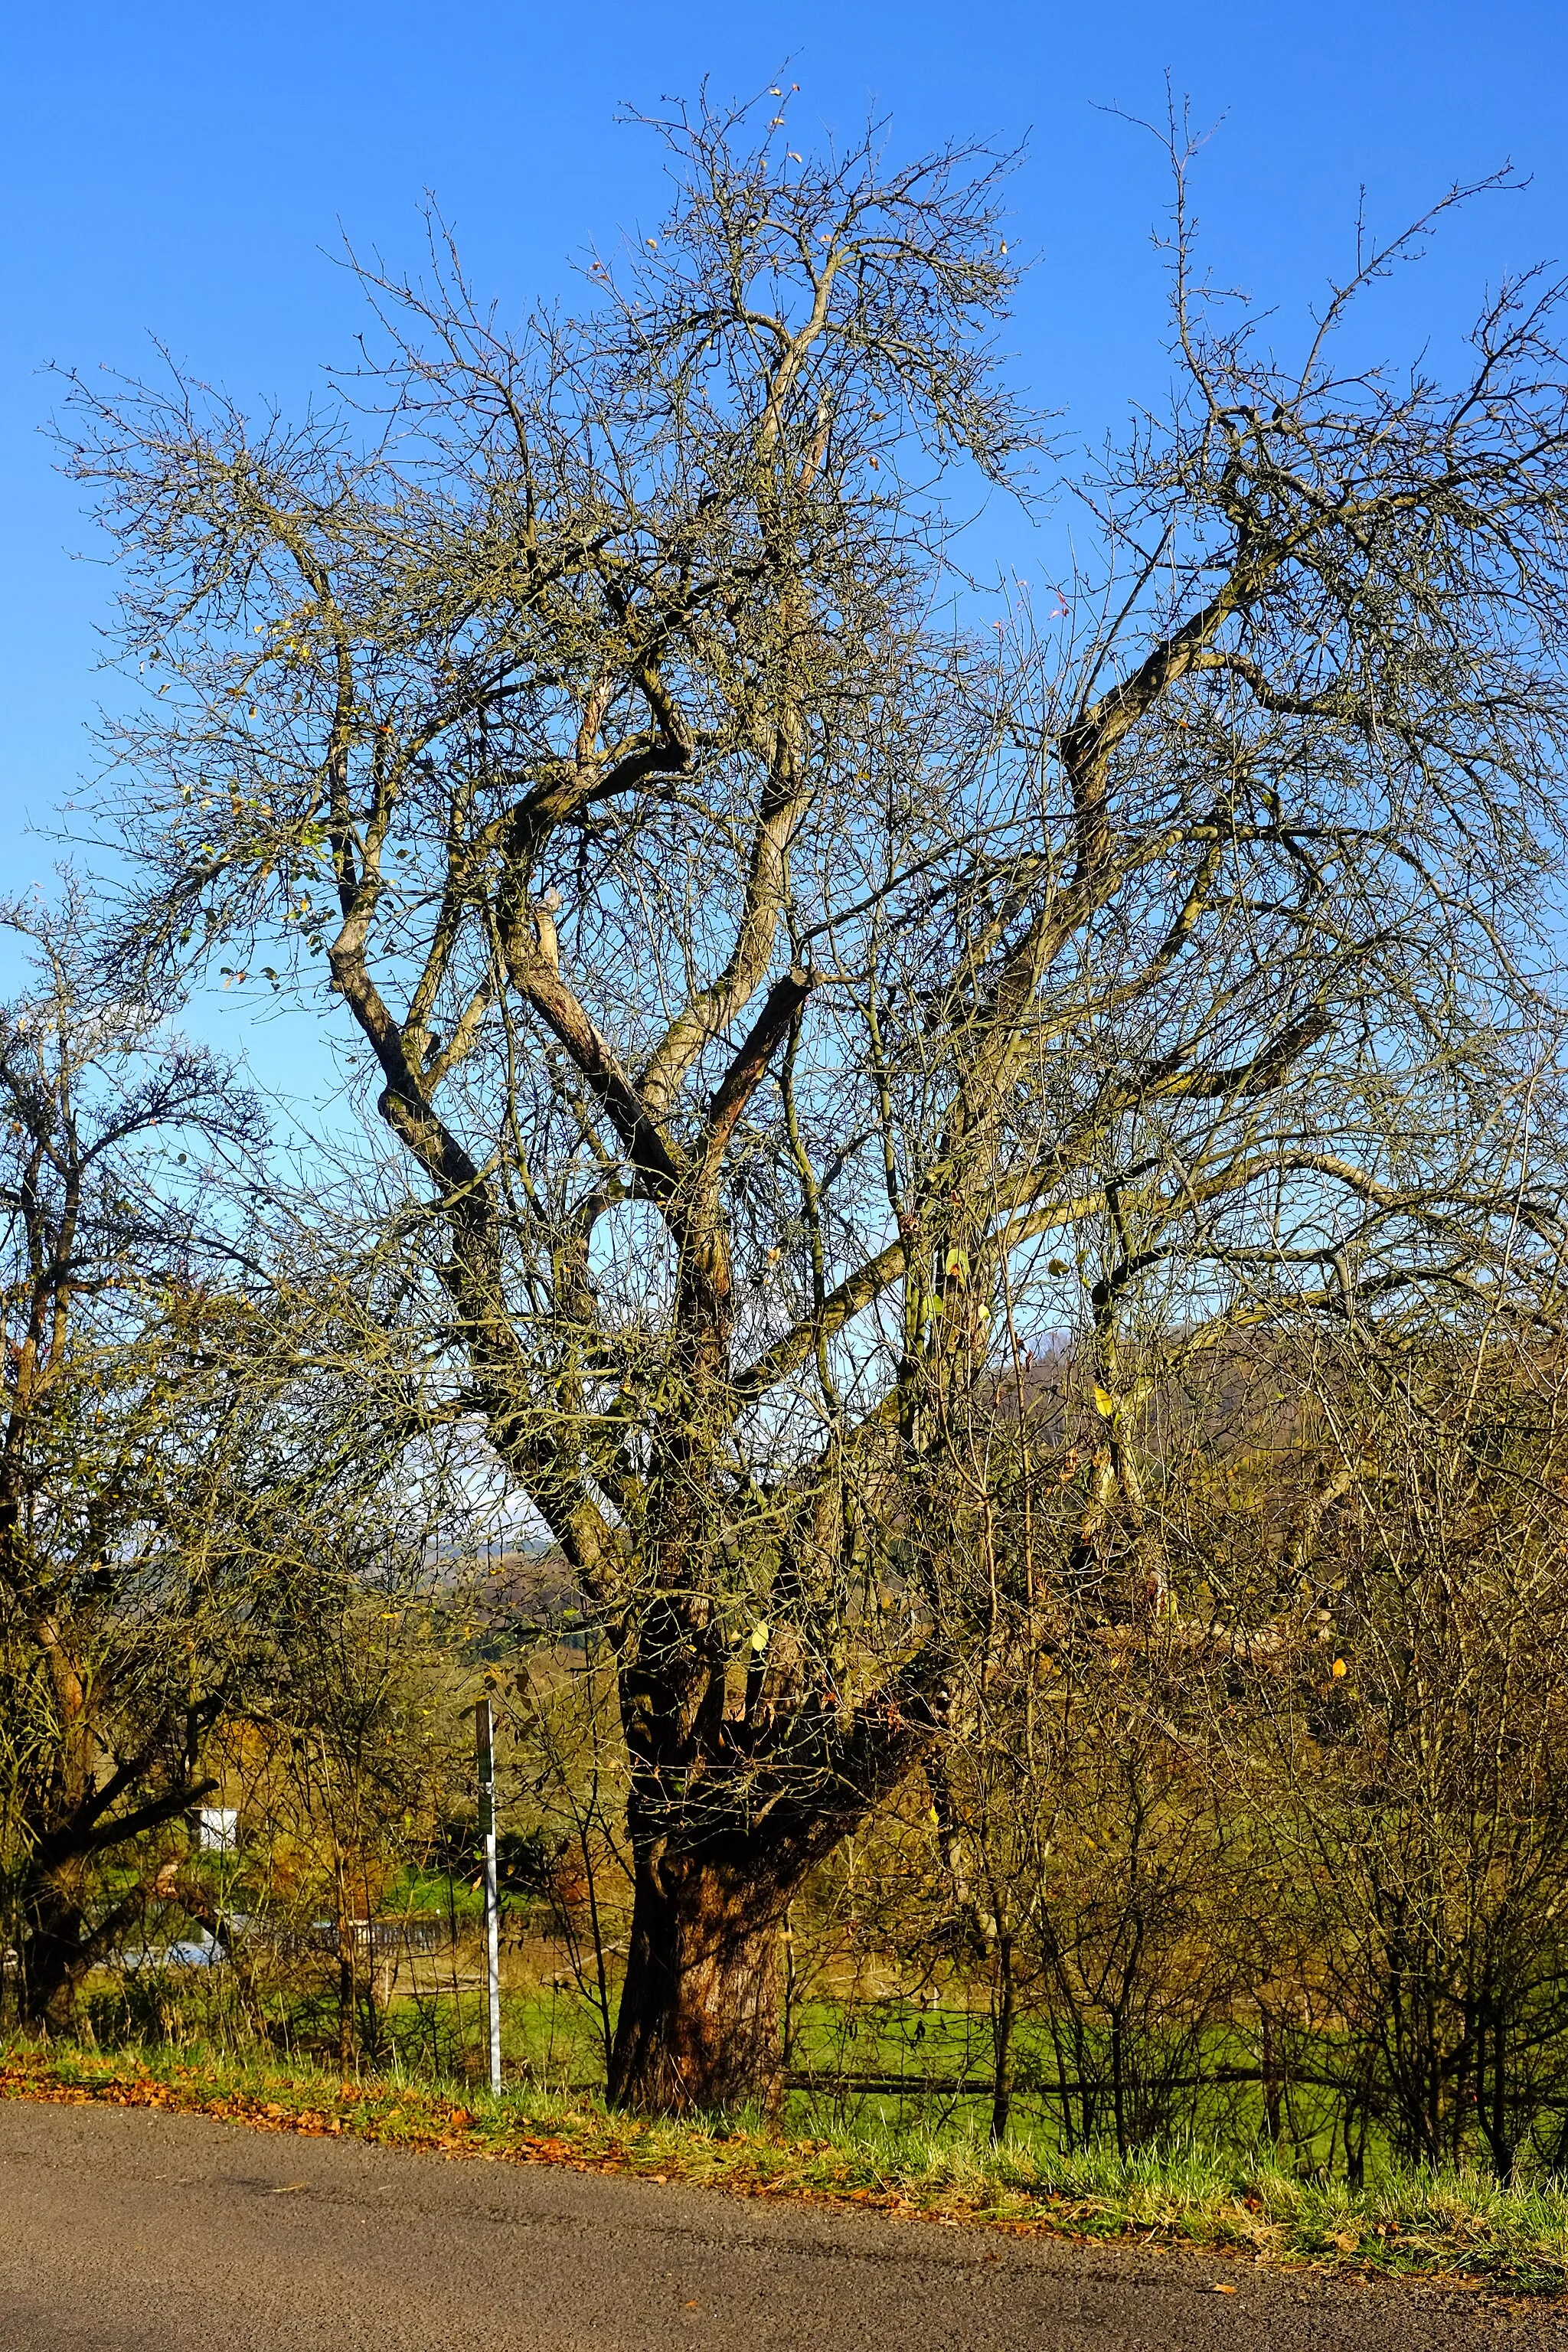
[{"left": 4, "top": 0, "right": 1566, "bottom": 1091}]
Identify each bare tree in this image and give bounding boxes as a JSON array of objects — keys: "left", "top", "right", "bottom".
[
  {"left": 1249, "top": 1334, "right": 1568, "bottom": 2181},
  {"left": 0, "top": 897, "right": 464, "bottom": 2027},
  {"left": 60, "top": 91, "right": 1568, "bottom": 2107},
  {"left": 0, "top": 897, "right": 270, "bottom": 2020}
]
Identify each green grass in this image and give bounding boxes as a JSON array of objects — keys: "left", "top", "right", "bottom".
[
  {"left": 5, "top": 2034, "right": 1568, "bottom": 2296},
  {"left": 64, "top": 1955, "right": 1382, "bottom": 2188}
]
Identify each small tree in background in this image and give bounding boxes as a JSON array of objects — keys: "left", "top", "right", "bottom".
[
  {"left": 0, "top": 898, "right": 466, "bottom": 2030},
  {"left": 1253, "top": 1338, "right": 1568, "bottom": 2181},
  {"left": 0, "top": 898, "right": 271, "bottom": 2022}
]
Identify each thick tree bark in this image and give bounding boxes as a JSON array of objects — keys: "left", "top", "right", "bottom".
[
  {"left": 601, "top": 1586, "right": 949, "bottom": 2113},
  {"left": 15, "top": 1870, "right": 90, "bottom": 2029},
  {"left": 606, "top": 1846, "right": 798, "bottom": 2113},
  {"left": 15, "top": 1863, "right": 152, "bottom": 2030}
]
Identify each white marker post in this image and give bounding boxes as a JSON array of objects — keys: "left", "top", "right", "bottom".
[{"left": 475, "top": 1697, "right": 503, "bottom": 2098}]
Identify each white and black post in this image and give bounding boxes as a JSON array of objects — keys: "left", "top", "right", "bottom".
[{"left": 475, "top": 1696, "right": 503, "bottom": 2098}]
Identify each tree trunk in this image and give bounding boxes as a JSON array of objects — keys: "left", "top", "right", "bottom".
[
  {"left": 16, "top": 1871, "right": 88, "bottom": 2029},
  {"left": 336, "top": 1922, "right": 354, "bottom": 2071},
  {"left": 607, "top": 1847, "right": 793, "bottom": 2112},
  {"left": 17, "top": 1861, "right": 149, "bottom": 2030},
  {"left": 990, "top": 1931, "right": 1016, "bottom": 2147},
  {"left": 1260, "top": 2004, "right": 1282, "bottom": 2143}
]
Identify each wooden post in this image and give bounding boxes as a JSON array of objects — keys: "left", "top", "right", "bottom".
[{"left": 475, "top": 1697, "right": 502, "bottom": 2098}]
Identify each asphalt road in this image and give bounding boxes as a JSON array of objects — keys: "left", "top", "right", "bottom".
[{"left": 2, "top": 2099, "right": 1566, "bottom": 2352}]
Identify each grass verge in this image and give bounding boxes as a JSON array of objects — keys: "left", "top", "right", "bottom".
[{"left": 4, "top": 2037, "right": 1568, "bottom": 2298}]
